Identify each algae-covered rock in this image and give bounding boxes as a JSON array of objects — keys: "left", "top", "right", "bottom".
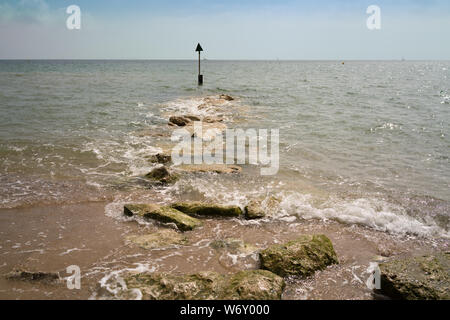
[
  {"left": 124, "top": 204, "right": 202, "bottom": 231},
  {"left": 5, "top": 269, "right": 61, "bottom": 284},
  {"left": 171, "top": 202, "right": 242, "bottom": 217},
  {"left": 126, "top": 229, "right": 188, "bottom": 249},
  {"left": 124, "top": 270, "right": 284, "bottom": 300},
  {"left": 145, "top": 166, "right": 178, "bottom": 184},
  {"left": 260, "top": 234, "right": 339, "bottom": 277},
  {"left": 222, "top": 270, "right": 284, "bottom": 300},
  {"left": 378, "top": 253, "right": 450, "bottom": 300},
  {"left": 125, "top": 272, "right": 224, "bottom": 300}
]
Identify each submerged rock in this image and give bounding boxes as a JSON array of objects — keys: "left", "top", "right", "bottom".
[
  {"left": 126, "top": 229, "right": 188, "bottom": 249},
  {"left": 203, "top": 115, "right": 224, "bottom": 123},
  {"left": 219, "top": 94, "right": 234, "bottom": 101},
  {"left": 184, "top": 121, "right": 228, "bottom": 137},
  {"left": 183, "top": 115, "right": 201, "bottom": 122},
  {"left": 124, "top": 270, "right": 284, "bottom": 300},
  {"left": 210, "top": 238, "right": 257, "bottom": 254},
  {"left": 145, "top": 166, "right": 178, "bottom": 184},
  {"left": 148, "top": 152, "right": 172, "bottom": 164},
  {"left": 210, "top": 238, "right": 260, "bottom": 270},
  {"left": 124, "top": 204, "right": 202, "bottom": 231},
  {"left": 378, "top": 253, "right": 450, "bottom": 300},
  {"left": 6, "top": 269, "right": 61, "bottom": 284},
  {"left": 171, "top": 202, "right": 243, "bottom": 217},
  {"left": 174, "top": 164, "right": 241, "bottom": 174},
  {"left": 259, "top": 234, "right": 339, "bottom": 277}
]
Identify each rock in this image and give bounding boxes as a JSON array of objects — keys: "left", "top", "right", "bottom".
[
  {"left": 126, "top": 229, "right": 188, "bottom": 249},
  {"left": 210, "top": 239, "right": 260, "bottom": 270},
  {"left": 219, "top": 94, "right": 234, "bottom": 101},
  {"left": 174, "top": 164, "right": 241, "bottom": 174},
  {"left": 184, "top": 121, "right": 228, "bottom": 137},
  {"left": 378, "top": 253, "right": 450, "bottom": 300},
  {"left": 245, "top": 200, "right": 266, "bottom": 219},
  {"left": 148, "top": 152, "right": 172, "bottom": 164},
  {"left": 5, "top": 269, "right": 61, "bottom": 284},
  {"left": 259, "top": 234, "right": 339, "bottom": 277},
  {"left": 124, "top": 203, "right": 160, "bottom": 217},
  {"left": 203, "top": 116, "right": 223, "bottom": 123},
  {"left": 124, "top": 204, "right": 203, "bottom": 231},
  {"left": 171, "top": 202, "right": 243, "bottom": 217},
  {"left": 183, "top": 115, "right": 201, "bottom": 122},
  {"left": 169, "top": 116, "right": 191, "bottom": 127},
  {"left": 222, "top": 270, "right": 284, "bottom": 300},
  {"left": 123, "top": 270, "right": 284, "bottom": 300},
  {"left": 145, "top": 166, "right": 178, "bottom": 184}
]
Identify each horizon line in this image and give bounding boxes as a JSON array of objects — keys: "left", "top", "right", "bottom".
[{"left": 1, "top": 58, "right": 449, "bottom": 62}]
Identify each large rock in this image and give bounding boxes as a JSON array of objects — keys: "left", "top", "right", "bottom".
[
  {"left": 378, "top": 253, "right": 450, "bottom": 300},
  {"left": 171, "top": 202, "right": 242, "bottom": 217},
  {"left": 145, "top": 166, "right": 178, "bottom": 184},
  {"left": 124, "top": 270, "right": 284, "bottom": 300},
  {"left": 259, "top": 234, "right": 339, "bottom": 277},
  {"left": 124, "top": 204, "right": 202, "bottom": 231},
  {"left": 126, "top": 229, "right": 188, "bottom": 249},
  {"left": 222, "top": 270, "right": 284, "bottom": 300}
]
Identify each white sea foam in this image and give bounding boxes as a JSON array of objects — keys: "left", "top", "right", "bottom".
[
  {"left": 134, "top": 176, "right": 450, "bottom": 239},
  {"left": 276, "top": 191, "right": 449, "bottom": 239},
  {"left": 96, "top": 263, "right": 155, "bottom": 300}
]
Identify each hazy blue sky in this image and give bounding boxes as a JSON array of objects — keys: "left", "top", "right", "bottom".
[{"left": 0, "top": 0, "right": 449, "bottom": 59}]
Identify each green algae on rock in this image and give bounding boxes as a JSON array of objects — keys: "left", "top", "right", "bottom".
[
  {"left": 378, "top": 253, "right": 450, "bottom": 300},
  {"left": 222, "top": 270, "right": 284, "bottom": 300},
  {"left": 126, "top": 229, "right": 188, "bottom": 249},
  {"left": 124, "top": 204, "right": 202, "bottom": 231},
  {"left": 171, "top": 202, "right": 242, "bottom": 217},
  {"left": 123, "top": 270, "right": 284, "bottom": 300},
  {"left": 259, "top": 234, "right": 339, "bottom": 277}
]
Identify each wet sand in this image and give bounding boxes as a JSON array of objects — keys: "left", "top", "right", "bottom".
[{"left": 1, "top": 201, "right": 447, "bottom": 300}]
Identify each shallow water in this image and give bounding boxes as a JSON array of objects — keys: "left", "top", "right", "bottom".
[
  {"left": 0, "top": 60, "right": 449, "bottom": 299},
  {"left": 1, "top": 60, "right": 448, "bottom": 237}
]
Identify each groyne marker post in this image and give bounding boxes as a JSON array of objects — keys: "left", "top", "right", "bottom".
[{"left": 196, "top": 43, "right": 203, "bottom": 85}]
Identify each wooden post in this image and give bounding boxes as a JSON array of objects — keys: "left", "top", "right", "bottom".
[{"left": 196, "top": 43, "right": 203, "bottom": 85}]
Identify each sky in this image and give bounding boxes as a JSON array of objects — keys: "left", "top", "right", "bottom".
[{"left": 0, "top": 0, "right": 449, "bottom": 60}]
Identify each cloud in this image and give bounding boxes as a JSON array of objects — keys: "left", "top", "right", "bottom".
[{"left": 0, "top": 0, "right": 56, "bottom": 24}]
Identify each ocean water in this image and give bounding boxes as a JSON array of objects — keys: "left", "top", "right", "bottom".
[{"left": 0, "top": 60, "right": 449, "bottom": 238}]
